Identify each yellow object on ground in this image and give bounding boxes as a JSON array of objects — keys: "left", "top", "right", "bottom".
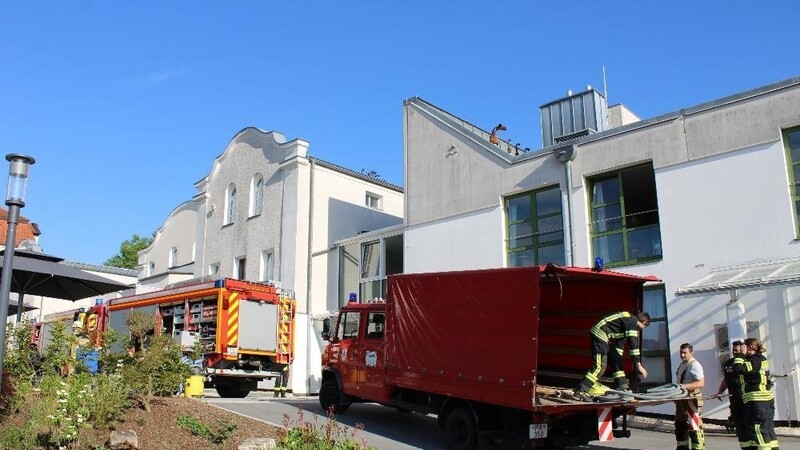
[{"left": 184, "top": 375, "right": 205, "bottom": 398}]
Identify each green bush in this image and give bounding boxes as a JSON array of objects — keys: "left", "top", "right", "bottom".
[
  {"left": 40, "top": 321, "right": 75, "bottom": 377},
  {"left": 120, "top": 333, "right": 190, "bottom": 412},
  {"left": 177, "top": 414, "right": 238, "bottom": 445},
  {"left": 3, "top": 322, "right": 39, "bottom": 384}
]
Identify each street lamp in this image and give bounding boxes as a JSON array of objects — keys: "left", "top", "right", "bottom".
[{"left": 0, "top": 153, "right": 35, "bottom": 386}]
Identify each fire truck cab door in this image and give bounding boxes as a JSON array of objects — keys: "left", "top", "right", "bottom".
[
  {"left": 335, "top": 311, "right": 361, "bottom": 393},
  {"left": 356, "top": 310, "right": 387, "bottom": 401}
]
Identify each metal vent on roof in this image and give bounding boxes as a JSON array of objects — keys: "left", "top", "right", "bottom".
[{"left": 540, "top": 88, "right": 608, "bottom": 148}]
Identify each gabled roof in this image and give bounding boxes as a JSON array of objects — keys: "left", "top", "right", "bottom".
[
  {"left": 404, "top": 97, "right": 532, "bottom": 164},
  {"left": 311, "top": 157, "right": 403, "bottom": 192},
  {"left": 63, "top": 260, "right": 139, "bottom": 278}
]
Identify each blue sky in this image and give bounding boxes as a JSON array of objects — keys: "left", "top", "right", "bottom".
[{"left": 1, "top": 2, "right": 798, "bottom": 265}]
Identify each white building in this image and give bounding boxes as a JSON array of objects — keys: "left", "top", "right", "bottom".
[
  {"left": 139, "top": 127, "right": 404, "bottom": 394},
  {"left": 383, "top": 76, "right": 800, "bottom": 423}
]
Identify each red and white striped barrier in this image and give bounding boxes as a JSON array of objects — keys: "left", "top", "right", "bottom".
[
  {"left": 598, "top": 407, "right": 614, "bottom": 441},
  {"left": 687, "top": 399, "right": 701, "bottom": 431}
]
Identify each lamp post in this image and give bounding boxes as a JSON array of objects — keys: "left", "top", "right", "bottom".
[{"left": 0, "top": 153, "right": 35, "bottom": 386}]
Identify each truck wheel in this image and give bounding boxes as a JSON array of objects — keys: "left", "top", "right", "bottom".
[
  {"left": 319, "top": 379, "right": 349, "bottom": 414},
  {"left": 445, "top": 408, "right": 478, "bottom": 450},
  {"left": 216, "top": 384, "right": 247, "bottom": 398}
]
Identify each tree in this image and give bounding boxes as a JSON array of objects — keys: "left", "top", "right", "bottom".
[{"left": 104, "top": 233, "right": 152, "bottom": 269}]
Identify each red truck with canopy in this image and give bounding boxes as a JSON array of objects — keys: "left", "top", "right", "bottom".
[{"left": 320, "top": 265, "right": 692, "bottom": 449}]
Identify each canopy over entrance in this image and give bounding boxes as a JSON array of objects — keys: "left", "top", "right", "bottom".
[{"left": 676, "top": 258, "right": 800, "bottom": 296}]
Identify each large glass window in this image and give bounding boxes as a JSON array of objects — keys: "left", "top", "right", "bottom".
[
  {"left": 784, "top": 127, "right": 800, "bottom": 235},
  {"left": 339, "top": 243, "right": 359, "bottom": 305},
  {"left": 589, "top": 163, "right": 662, "bottom": 267},
  {"left": 505, "top": 185, "right": 565, "bottom": 267},
  {"left": 338, "top": 235, "right": 404, "bottom": 305},
  {"left": 640, "top": 285, "right": 670, "bottom": 387},
  {"left": 360, "top": 241, "right": 383, "bottom": 301}
]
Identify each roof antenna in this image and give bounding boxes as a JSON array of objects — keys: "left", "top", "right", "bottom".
[{"left": 602, "top": 65, "right": 609, "bottom": 104}]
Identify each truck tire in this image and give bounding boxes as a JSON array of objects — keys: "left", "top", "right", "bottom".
[
  {"left": 216, "top": 384, "right": 249, "bottom": 398},
  {"left": 319, "top": 379, "right": 349, "bottom": 414},
  {"left": 445, "top": 408, "right": 478, "bottom": 450}
]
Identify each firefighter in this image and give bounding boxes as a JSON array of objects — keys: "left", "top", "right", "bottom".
[
  {"left": 674, "top": 343, "right": 705, "bottom": 450},
  {"left": 729, "top": 337, "right": 779, "bottom": 450},
  {"left": 717, "top": 340, "right": 749, "bottom": 446},
  {"left": 274, "top": 364, "right": 289, "bottom": 398},
  {"left": 571, "top": 311, "right": 650, "bottom": 401}
]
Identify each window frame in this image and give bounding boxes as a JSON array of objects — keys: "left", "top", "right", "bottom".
[
  {"left": 783, "top": 126, "right": 800, "bottom": 237},
  {"left": 250, "top": 174, "right": 264, "bottom": 217},
  {"left": 260, "top": 250, "right": 274, "bottom": 282},
  {"left": 169, "top": 246, "right": 178, "bottom": 268},
  {"left": 365, "top": 192, "right": 383, "bottom": 210},
  {"left": 639, "top": 284, "right": 671, "bottom": 389},
  {"left": 504, "top": 185, "right": 566, "bottom": 267},
  {"left": 225, "top": 183, "right": 237, "bottom": 225},
  {"left": 588, "top": 163, "right": 662, "bottom": 268},
  {"left": 234, "top": 256, "right": 246, "bottom": 280}
]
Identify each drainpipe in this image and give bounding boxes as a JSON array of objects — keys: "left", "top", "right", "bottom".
[
  {"left": 305, "top": 158, "right": 316, "bottom": 394},
  {"left": 555, "top": 145, "right": 577, "bottom": 266}
]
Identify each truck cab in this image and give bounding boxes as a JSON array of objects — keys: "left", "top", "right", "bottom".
[{"left": 321, "top": 301, "right": 390, "bottom": 412}]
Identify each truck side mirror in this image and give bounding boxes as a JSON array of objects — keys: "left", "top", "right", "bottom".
[
  {"left": 323, "top": 317, "right": 331, "bottom": 334},
  {"left": 321, "top": 318, "right": 332, "bottom": 341}
]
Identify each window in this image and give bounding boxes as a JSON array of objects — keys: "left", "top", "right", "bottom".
[
  {"left": 784, "top": 127, "right": 800, "bottom": 235},
  {"left": 336, "top": 311, "right": 361, "bottom": 340},
  {"left": 260, "top": 250, "right": 274, "bottom": 282},
  {"left": 234, "top": 257, "right": 246, "bottom": 280},
  {"left": 250, "top": 174, "right": 264, "bottom": 217},
  {"left": 339, "top": 243, "right": 359, "bottom": 305},
  {"left": 169, "top": 246, "right": 178, "bottom": 268},
  {"left": 589, "top": 163, "right": 662, "bottom": 267},
  {"left": 505, "top": 185, "right": 565, "bottom": 267},
  {"left": 338, "top": 235, "right": 404, "bottom": 306},
  {"left": 366, "top": 311, "right": 385, "bottom": 339},
  {"left": 366, "top": 192, "right": 382, "bottom": 210},
  {"left": 147, "top": 261, "right": 155, "bottom": 276},
  {"left": 640, "top": 285, "right": 670, "bottom": 387},
  {"left": 225, "top": 183, "right": 237, "bottom": 225},
  {"left": 209, "top": 262, "right": 220, "bottom": 277},
  {"left": 360, "top": 240, "right": 385, "bottom": 301}
]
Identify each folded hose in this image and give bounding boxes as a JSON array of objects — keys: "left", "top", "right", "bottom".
[{"left": 596, "top": 383, "right": 689, "bottom": 402}]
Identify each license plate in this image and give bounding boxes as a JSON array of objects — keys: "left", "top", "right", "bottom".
[{"left": 529, "top": 423, "right": 547, "bottom": 439}]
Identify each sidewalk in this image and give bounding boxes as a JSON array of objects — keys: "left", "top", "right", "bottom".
[{"left": 627, "top": 414, "right": 800, "bottom": 438}]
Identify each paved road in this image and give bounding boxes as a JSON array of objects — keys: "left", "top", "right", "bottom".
[{"left": 206, "top": 391, "right": 800, "bottom": 450}]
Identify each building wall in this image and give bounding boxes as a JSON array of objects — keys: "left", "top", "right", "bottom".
[
  {"left": 137, "top": 200, "right": 198, "bottom": 282},
  {"left": 404, "top": 206, "right": 504, "bottom": 273}
]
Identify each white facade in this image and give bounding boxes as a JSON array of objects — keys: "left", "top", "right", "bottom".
[
  {"left": 137, "top": 200, "right": 198, "bottom": 290},
  {"left": 398, "top": 77, "right": 800, "bottom": 422},
  {"left": 142, "top": 127, "right": 404, "bottom": 394}
]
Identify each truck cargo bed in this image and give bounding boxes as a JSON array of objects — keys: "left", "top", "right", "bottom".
[{"left": 385, "top": 265, "right": 658, "bottom": 412}]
